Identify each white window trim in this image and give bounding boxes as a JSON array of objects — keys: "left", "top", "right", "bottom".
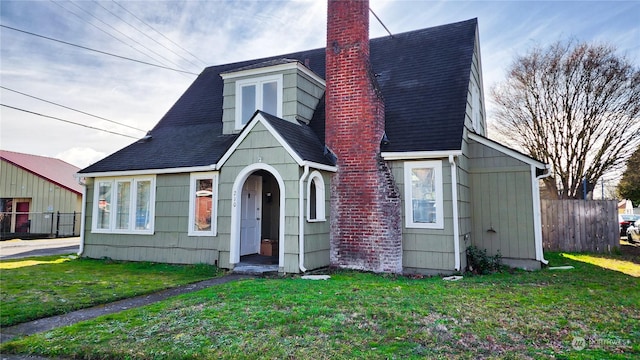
[
  {"left": 188, "top": 172, "right": 219, "bottom": 236},
  {"left": 404, "top": 160, "right": 444, "bottom": 229},
  {"left": 306, "top": 171, "right": 326, "bottom": 222},
  {"left": 91, "top": 175, "right": 156, "bottom": 235},
  {"left": 234, "top": 74, "right": 283, "bottom": 130}
]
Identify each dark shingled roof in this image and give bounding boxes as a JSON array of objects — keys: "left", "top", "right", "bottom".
[
  {"left": 257, "top": 111, "right": 334, "bottom": 166},
  {"left": 80, "top": 18, "right": 477, "bottom": 174}
]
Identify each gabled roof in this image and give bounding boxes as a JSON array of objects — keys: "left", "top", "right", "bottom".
[
  {"left": 259, "top": 112, "right": 335, "bottom": 167},
  {"left": 217, "top": 111, "right": 336, "bottom": 170},
  {"left": 80, "top": 18, "right": 478, "bottom": 174},
  {"left": 1, "top": 150, "right": 82, "bottom": 194}
]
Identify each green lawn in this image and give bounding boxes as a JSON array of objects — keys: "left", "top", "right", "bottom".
[
  {"left": 0, "top": 255, "right": 220, "bottom": 327},
  {"left": 1, "top": 252, "right": 638, "bottom": 359}
]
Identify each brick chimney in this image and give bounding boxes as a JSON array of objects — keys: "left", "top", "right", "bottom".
[{"left": 325, "top": 0, "right": 402, "bottom": 273}]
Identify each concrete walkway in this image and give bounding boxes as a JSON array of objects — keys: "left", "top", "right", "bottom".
[
  {"left": 0, "top": 274, "right": 253, "bottom": 346},
  {"left": 0, "top": 238, "right": 80, "bottom": 260}
]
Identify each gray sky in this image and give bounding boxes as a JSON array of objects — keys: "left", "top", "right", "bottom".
[{"left": 1, "top": 0, "right": 638, "bottom": 168}]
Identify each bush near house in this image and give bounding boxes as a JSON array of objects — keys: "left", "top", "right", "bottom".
[{"left": 466, "top": 245, "right": 502, "bottom": 274}]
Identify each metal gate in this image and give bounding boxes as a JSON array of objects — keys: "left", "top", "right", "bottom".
[{"left": 0, "top": 211, "right": 80, "bottom": 240}]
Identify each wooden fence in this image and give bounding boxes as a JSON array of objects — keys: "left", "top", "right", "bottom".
[{"left": 541, "top": 200, "right": 618, "bottom": 253}]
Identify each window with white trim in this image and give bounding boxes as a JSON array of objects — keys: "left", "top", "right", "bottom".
[
  {"left": 188, "top": 172, "right": 218, "bottom": 236},
  {"left": 307, "top": 171, "right": 326, "bottom": 222},
  {"left": 235, "top": 74, "right": 283, "bottom": 129},
  {"left": 404, "top": 161, "right": 444, "bottom": 229},
  {"left": 92, "top": 176, "right": 155, "bottom": 234}
]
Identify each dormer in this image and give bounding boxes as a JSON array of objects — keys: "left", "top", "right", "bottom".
[{"left": 220, "top": 59, "right": 326, "bottom": 134}]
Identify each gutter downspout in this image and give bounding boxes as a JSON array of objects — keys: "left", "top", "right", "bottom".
[
  {"left": 532, "top": 164, "right": 551, "bottom": 265},
  {"left": 77, "top": 177, "right": 87, "bottom": 256},
  {"left": 298, "top": 165, "right": 310, "bottom": 272},
  {"left": 449, "top": 155, "right": 461, "bottom": 271}
]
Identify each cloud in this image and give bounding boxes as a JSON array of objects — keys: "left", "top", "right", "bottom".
[
  {"left": 56, "top": 147, "right": 106, "bottom": 169},
  {"left": 1, "top": 0, "right": 638, "bottom": 164}
]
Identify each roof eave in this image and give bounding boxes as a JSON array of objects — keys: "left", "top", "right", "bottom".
[
  {"left": 303, "top": 161, "right": 337, "bottom": 172},
  {"left": 467, "top": 132, "right": 547, "bottom": 169},
  {"left": 381, "top": 150, "right": 463, "bottom": 161},
  {"left": 221, "top": 61, "right": 326, "bottom": 87},
  {"left": 77, "top": 164, "right": 217, "bottom": 178}
]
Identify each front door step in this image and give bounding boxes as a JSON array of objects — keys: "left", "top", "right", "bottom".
[{"left": 232, "top": 263, "right": 279, "bottom": 274}]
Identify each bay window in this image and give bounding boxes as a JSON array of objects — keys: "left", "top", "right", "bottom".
[{"left": 92, "top": 176, "right": 155, "bottom": 234}]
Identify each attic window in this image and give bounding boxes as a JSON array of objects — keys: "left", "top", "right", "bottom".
[{"left": 235, "top": 74, "right": 283, "bottom": 129}]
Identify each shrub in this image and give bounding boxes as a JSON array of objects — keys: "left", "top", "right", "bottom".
[{"left": 466, "top": 245, "right": 502, "bottom": 275}]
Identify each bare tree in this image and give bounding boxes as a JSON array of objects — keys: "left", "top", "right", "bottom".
[{"left": 492, "top": 40, "right": 640, "bottom": 199}]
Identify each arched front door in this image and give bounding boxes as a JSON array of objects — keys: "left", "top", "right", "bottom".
[{"left": 230, "top": 164, "right": 286, "bottom": 267}]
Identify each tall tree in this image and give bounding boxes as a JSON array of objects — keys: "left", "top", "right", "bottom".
[
  {"left": 618, "top": 145, "right": 640, "bottom": 206},
  {"left": 492, "top": 40, "right": 640, "bottom": 199}
]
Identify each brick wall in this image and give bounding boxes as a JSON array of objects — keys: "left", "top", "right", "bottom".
[{"left": 325, "top": 0, "right": 402, "bottom": 273}]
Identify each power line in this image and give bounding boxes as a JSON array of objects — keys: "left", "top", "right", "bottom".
[
  {"left": 0, "top": 25, "right": 199, "bottom": 75},
  {"left": 1, "top": 104, "right": 139, "bottom": 140},
  {"left": 112, "top": 0, "right": 208, "bottom": 67},
  {"left": 369, "top": 8, "right": 394, "bottom": 38},
  {"left": 93, "top": 0, "right": 203, "bottom": 71},
  {"left": 63, "top": 0, "right": 194, "bottom": 75},
  {"left": 48, "top": 0, "right": 159, "bottom": 66},
  {"left": 0, "top": 86, "right": 147, "bottom": 133}
]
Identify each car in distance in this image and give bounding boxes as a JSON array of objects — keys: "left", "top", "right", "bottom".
[
  {"left": 619, "top": 214, "right": 640, "bottom": 237},
  {"left": 626, "top": 219, "right": 640, "bottom": 243}
]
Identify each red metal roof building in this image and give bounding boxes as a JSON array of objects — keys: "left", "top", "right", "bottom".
[{"left": 1, "top": 150, "right": 82, "bottom": 238}]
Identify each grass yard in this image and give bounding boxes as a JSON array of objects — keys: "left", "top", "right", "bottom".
[
  {"left": 2, "top": 252, "right": 639, "bottom": 359},
  {"left": 0, "top": 255, "right": 220, "bottom": 327}
]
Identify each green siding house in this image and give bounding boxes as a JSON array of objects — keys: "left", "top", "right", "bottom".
[{"left": 77, "top": 4, "right": 548, "bottom": 274}]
